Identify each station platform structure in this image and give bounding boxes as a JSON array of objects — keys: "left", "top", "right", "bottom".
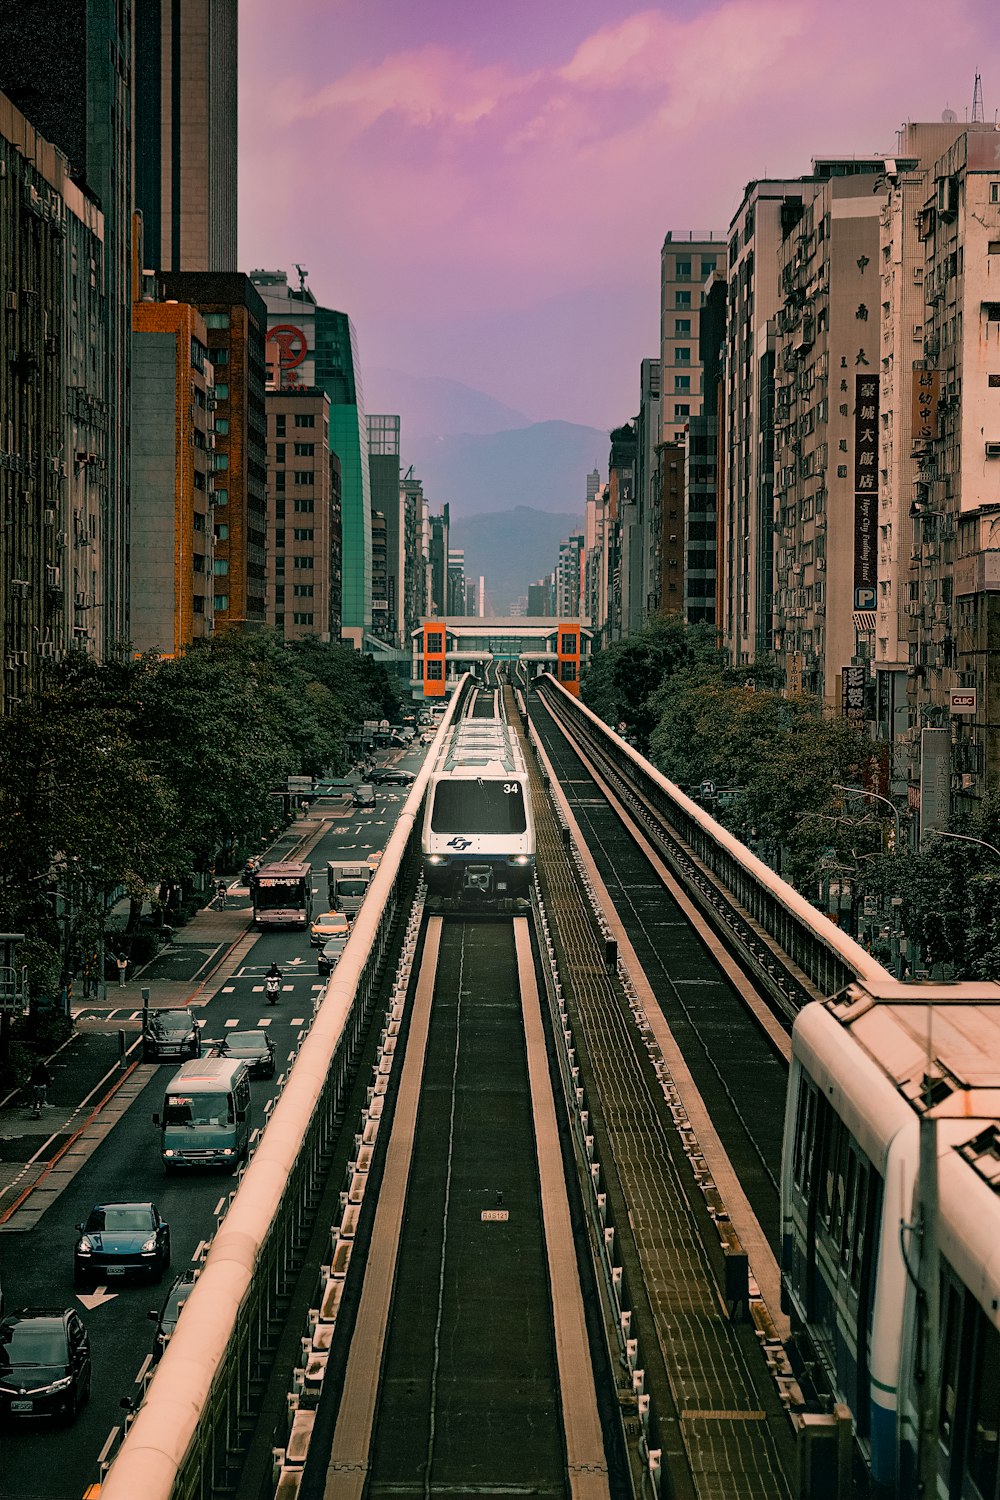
[{"left": 411, "top": 617, "right": 592, "bottom": 698}]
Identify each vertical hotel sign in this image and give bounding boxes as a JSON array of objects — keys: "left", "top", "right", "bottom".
[{"left": 853, "top": 375, "right": 879, "bottom": 610}]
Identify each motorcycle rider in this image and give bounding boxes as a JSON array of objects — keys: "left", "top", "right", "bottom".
[{"left": 265, "top": 960, "right": 282, "bottom": 1004}]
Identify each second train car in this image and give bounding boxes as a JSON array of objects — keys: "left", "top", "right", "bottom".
[{"left": 421, "top": 714, "right": 534, "bottom": 902}]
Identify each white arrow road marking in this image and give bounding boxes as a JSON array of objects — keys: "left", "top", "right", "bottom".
[
  {"left": 287, "top": 957, "right": 303, "bottom": 966},
  {"left": 77, "top": 1287, "right": 118, "bottom": 1310},
  {"left": 196, "top": 1018, "right": 207, "bottom": 1027}
]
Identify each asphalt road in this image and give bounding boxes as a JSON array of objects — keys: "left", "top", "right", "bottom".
[{"left": 0, "top": 755, "right": 421, "bottom": 1500}]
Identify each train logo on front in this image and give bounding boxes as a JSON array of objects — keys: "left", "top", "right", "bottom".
[{"left": 446, "top": 836, "right": 473, "bottom": 850}]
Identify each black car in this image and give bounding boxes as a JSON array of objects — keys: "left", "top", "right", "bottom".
[
  {"left": 352, "top": 782, "right": 376, "bottom": 809},
  {"left": 211, "top": 1029, "right": 276, "bottom": 1080},
  {"left": 0, "top": 1308, "right": 91, "bottom": 1422},
  {"left": 74, "top": 1201, "right": 171, "bottom": 1288},
  {"left": 148, "top": 1269, "right": 198, "bottom": 1363},
  {"left": 380, "top": 767, "right": 416, "bottom": 785},
  {"left": 143, "top": 1008, "right": 201, "bottom": 1063}
]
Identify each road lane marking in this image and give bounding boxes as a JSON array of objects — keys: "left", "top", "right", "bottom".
[
  {"left": 213, "top": 1196, "right": 225, "bottom": 1216},
  {"left": 257, "top": 1017, "right": 273, "bottom": 1026},
  {"left": 134, "top": 1353, "right": 153, "bottom": 1384},
  {"left": 222, "top": 985, "right": 235, "bottom": 993},
  {"left": 291, "top": 1017, "right": 305, "bottom": 1025},
  {"left": 225, "top": 1018, "right": 239, "bottom": 1028}
]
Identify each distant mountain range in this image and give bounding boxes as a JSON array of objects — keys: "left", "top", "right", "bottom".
[
  {"left": 450, "top": 507, "right": 583, "bottom": 614},
  {"left": 363, "top": 367, "right": 604, "bottom": 608}
]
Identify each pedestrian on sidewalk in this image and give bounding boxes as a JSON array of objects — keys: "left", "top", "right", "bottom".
[
  {"left": 29, "top": 1060, "right": 51, "bottom": 1118},
  {"left": 116, "top": 953, "right": 128, "bottom": 987},
  {"left": 217, "top": 880, "right": 228, "bottom": 909}
]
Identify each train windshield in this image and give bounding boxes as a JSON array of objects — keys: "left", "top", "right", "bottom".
[{"left": 431, "top": 779, "right": 526, "bottom": 834}]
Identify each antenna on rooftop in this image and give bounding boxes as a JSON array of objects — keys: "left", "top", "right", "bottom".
[
  {"left": 293, "top": 263, "right": 309, "bottom": 292},
  {"left": 972, "top": 72, "right": 985, "bottom": 124}
]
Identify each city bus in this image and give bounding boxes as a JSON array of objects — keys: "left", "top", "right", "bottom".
[{"left": 250, "top": 861, "right": 314, "bottom": 929}]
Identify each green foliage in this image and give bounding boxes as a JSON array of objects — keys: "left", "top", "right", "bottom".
[
  {"left": 0, "top": 635, "right": 398, "bottom": 952},
  {"left": 582, "top": 617, "right": 724, "bottom": 749}
]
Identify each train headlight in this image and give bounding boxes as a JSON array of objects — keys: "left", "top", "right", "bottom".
[
  {"left": 427, "top": 855, "right": 445, "bottom": 865},
  {"left": 512, "top": 855, "right": 529, "bottom": 865}
]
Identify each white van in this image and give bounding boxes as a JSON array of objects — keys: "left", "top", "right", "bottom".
[{"left": 154, "top": 1057, "right": 250, "bottom": 1173}]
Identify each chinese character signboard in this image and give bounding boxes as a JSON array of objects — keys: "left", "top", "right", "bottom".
[
  {"left": 786, "top": 651, "right": 803, "bottom": 694},
  {"left": 842, "top": 665, "right": 867, "bottom": 721},
  {"left": 853, "top": 375, "right": 879, "bottom": 610},
  {"left": 911, "top": 368, "right": 940, "bottom": 440}
]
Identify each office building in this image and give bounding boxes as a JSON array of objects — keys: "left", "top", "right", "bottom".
[
  {"left": 0, "top": 92, "right": 106, "bottom": 710},
  {"left": 131, "top": 297, "right": 215, "bottom": 653},
  {"left": 368, "top": 415, "right": 402, "bottom": 644},
  {"left": 555, "top": 534, "right": 585, "bottom": 619},
  {"left": 159, "top": 272, "right": 269, "bottom": 633},
  {"left": 134, "top": 0, "right": 238, "bottom": 273},
  {"left": 0, "top": 0, "right": 134, "bottom": 649},
  {"left": 685, "top": 272, "right": 726, "bottom": 626},
  {"left": 400, "top": 466, "right": 427, "bottom": 638},
  {"left": 265, "top": 388, "right": 340, "bottom": 642},
  {"left": 250, "top": 269, "right": 372, "bottom": 649},
  {"left": 428, "top": 505, "right": 450, "bottom": 616},
  {"left": 660, "top": 231, "right": 725, "bottom": 445}
]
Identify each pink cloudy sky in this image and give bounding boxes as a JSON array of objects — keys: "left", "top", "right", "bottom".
[{"left": 239, "top": 0, "right": 999, "bottom": 431}]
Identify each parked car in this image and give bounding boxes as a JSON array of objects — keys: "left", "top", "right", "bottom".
[
  {"left": 352, "top": 782, "right": 376, "bottom": 809},
  {"left": 210, "top": 1029, "right": 275, "bottom": 1080},
  {"left": 74, "top": 1201, "right": 171, "bottom": 1288},
  {"left": 0, "top": 1307, "right": 91, "bottom": 1422},
  {"left": 310, "top": 910, "right": 351, "bottom": 948},
  {"left": 317, "top": 934, "right": 349, "bottom": 977},
  {"left": 148, "top": 1269, "right": 198, "bottom": 1364},
  {"left": 142, "top": 1008, "right": 201, "bottom": 1063}
]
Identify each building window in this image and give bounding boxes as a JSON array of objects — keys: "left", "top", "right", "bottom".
[
  {"left": 674, "top": 403, "right": 690, "bottom": 418},
  {"left": 193, "top": 596, "right": 205, "bottom": 613},
  {"left": 560, "top": 633, "right": 577, "bottom": 655},
  {"left": 275, "top": 529, "right": 285, "bottom": 548},
  {"left": 214, "top": 488, "right": 228, "bottom": 506},
  {"left": 294, "top": 413, "right": 316, "bottom": 428},
  {"left": 214, "top": 453, "right": 228, "bottom": 470},
  {"left": 675, "top": 375, "right": 691, "bottom": 392},
  {"left": 701, "top": 257, "right": 717, "bottom": 276},
  {"left": 292, "top": 612, "right": 314, "bottom": 625},
  {"left": 213, "top": 559, "right": 229, "bottom": 575},
  {"left": 214, "top": 383, "right": 229, "bottom": 401},
  {"left": 275, "top": 444, "right": 285, "bottom": 463},
  {"left": 426, "top": 630, "right": 444, "bottom": 654},
  {"left": 675, "top": 291, "right": 691, "bottom": 308},
  {"left": 276, "top": 414, "right": 286, "bottom": 435},
  {"left": 215, "top": 523, "right": 228, "bottom": 540},
  {"left": 293, "top": 584, "right": 314, "bottom": 597},
  {"left": 209, "top": 346, "right": 228, "bottom": 364},
  {"left": 293, "top": 528, "right": 314, "bottom": 541},
  {"left": 294, "top": 442, "right": 315, "bottom": 456},
  {"left": 275, "top": 472, "right": 286, "bottom": 491},
  {"left": 675, "top": 319, "right": 691, "bottom": 336},
  {"left": 203, "top": 312, "right": 230, "bottom": 329},
  {"left": 293, "top": 498, "right": 315, "bottom": 512},
  {"left": 991, "top": 182, "right": 1000, "bottom": 204},
  {"left": 675, "top": 259, "right": 691, "bottom": 278},
  {"left": 426, "top": 660, "right": 443, "bottom": 680},
  {"left": 215, "top": 418, "right": 229, "bottom": 435},
  {"left": 293, "top": 556, "right": 313, "bottom": 569},
  {"left": 214, "top": 594, "right": 229, "bottom": 611},
  {"left": 675, "top": 347, "right": 691, "bottom": 364},
  {"left": 294, "top": 471, "right": 313, "bottom": 485}
]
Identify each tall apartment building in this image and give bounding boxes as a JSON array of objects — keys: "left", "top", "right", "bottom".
[
  {"left": 555, "top": 534, "right": 585, "bottom": 618},
  {"left": 134, "top": 0, "right": 238, "bottom": 273},
  {"left": 686, "top": 272, "right": 726, "bottom": 625},
  {"left": 428, "top": 506, "right": 450, "bottom": 616},
  {"left": 447, "top": 550, "right": 467, "bottom": 616},
  {"left": 265, "top": 388, "right": 340, "bottom": 642},
  {"left": 0, "top": 0, "right": 134, "bottom": 650},
  {"left": 656, "top": 443, "right": 686, "bottom": 618},
  {"left": 659, "top": 231, "right": 725, "bottom": 445},
  {"left": 368, "top": 415, "right": 402, "bottom": 644},
  {"left": 159, "top": 272, "right": 268, "bottom": 632},
  {"left": 399, "top": 466, "right": 427, "bottom": 638},
  {"left": 250, "top": 270, "right": 372, "bottom": 649},
  {"left": 606, "top": 424, "right": 635, "bottom": 640},
  {"left": 0, "top": 92, "right": 106, "bottom": 710},
  {"left": 528, "top": 578, "right": 553, "bottom": 616},
  {"left": 131, "top": 298, "right": 215, "bottom": 653},
  {"left": 898, "top": 127, "right": 1000, "bottom": 816},
  {"left": 772, "top": 166, "right": 887, "bottom": 708}
]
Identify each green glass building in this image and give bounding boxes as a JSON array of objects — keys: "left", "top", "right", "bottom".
[{"left": 315, "top": 308, "right": 371, "bottom": 643}]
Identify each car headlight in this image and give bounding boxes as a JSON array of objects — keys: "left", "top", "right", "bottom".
[
  {"left": 222, "top": 1148, "right": 234, "bottom": 1156},
  {"left": 141, "top": 1235, "right": 158, "bottom": 1253},
  {"left": 77, "top": 1237, "right": 94, "bottom": 1255},
  {"left": 44, "top": 1376, "right": 74, "bottom": 1394},
  {"left": 164, "top": 1149, "right": 175, "bottom": 1158}
]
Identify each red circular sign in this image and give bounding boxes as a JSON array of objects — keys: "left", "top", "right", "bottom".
[{"left": 266, "top": 324, "right": 308, "bottom": 369}]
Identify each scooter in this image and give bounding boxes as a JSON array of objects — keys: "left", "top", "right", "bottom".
[{"left": 265, "top": 975, "right": 280, "bottom": 1005}]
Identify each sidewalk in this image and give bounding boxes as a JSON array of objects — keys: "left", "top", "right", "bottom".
[{"left": 0, "top": 806, "right": 337, "bottom": 1230}]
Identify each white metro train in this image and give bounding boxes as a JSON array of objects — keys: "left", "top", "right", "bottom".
[
  {"left": 781, "top": 978, "right": 1000, "bottom": 1497},
  {"left": 421, "top": 714, "right": 535, "bottom": 902}
]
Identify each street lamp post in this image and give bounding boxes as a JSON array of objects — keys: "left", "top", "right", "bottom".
[
  {"left": 923, "top": 829, "right": 1000, "bottom": 862},
  {"left": 832, "top": 783, "right": 902, "bottom": 850}
]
